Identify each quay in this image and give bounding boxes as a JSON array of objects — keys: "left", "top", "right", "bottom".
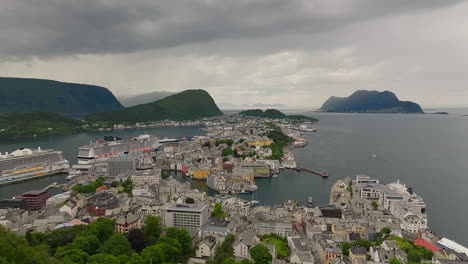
[{"left": 301, "top": 167, "right": 328, "bottom": 178}]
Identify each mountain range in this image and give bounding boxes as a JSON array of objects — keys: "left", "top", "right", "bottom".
[
  {"left": 0, "top": 77, "right": 123, "bottom": 116},
  {"left": 320, "top": 90, "right": 424, "bottom": 113}
]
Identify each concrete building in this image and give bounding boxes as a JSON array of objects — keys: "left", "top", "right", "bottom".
[
  {"left": 165, "top": 202, "right": 209, "bottom": 233},
  {"left": 234, "top": 228, "right": 260, "bottom": 260},
  {"left": 131, "top": 168, "right": 161, "bottom": 186},
  {"left": 108, "top": 157, "right": 136, "bottom": 178}
]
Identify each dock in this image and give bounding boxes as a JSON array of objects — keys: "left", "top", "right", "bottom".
[{"left": 301, "top": 168, "right": 329, "bottom": 178}]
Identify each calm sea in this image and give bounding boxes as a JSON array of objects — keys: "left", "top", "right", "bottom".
[{"left": 0, "top": 111, "right": 467, "bottom": 245}]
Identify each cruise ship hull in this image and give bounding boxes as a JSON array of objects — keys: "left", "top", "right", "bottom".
[{"left": 0, "top": 161, "right": 69, "bottom": 186}]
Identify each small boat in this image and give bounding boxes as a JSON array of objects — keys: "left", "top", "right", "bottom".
[{"left": 272, "top": 174, "right": 278, "bottom": 178}]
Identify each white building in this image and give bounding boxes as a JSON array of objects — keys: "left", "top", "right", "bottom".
[
  {"left": 196, "top": 236, "right": 217, "bottom": 258},
  {"left": 165, "top": 202, "right": 210, "bottom": 233}
]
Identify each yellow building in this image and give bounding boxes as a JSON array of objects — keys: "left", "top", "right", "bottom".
[
  {"left": 247, "top": 136, "right": 273, "bottom": 147},
  {"left": 331, "top": 223, "right": 366, "bottom": 235},
  {"left": 193, "top": 169, "right": 211, "bottom": 179}
]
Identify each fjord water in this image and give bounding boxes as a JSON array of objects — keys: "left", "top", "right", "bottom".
[{"left": 0, "top": 113, "right": 467, "bottom": 245}]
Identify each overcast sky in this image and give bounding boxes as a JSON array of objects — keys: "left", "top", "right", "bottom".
[{"left": 1, "top": 0, "right": 467, "bottom": 109}]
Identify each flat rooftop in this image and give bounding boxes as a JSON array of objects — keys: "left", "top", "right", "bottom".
[{"left": 166, "top": 203, "right": 207, "bottom": 212}]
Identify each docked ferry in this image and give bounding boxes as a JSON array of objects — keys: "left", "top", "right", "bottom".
[
  {"left": 76, "top": 134, "right": 160, "bottom": 165},
  {"left": 0, "top": 148, "right": 69, "bottom": 185}
]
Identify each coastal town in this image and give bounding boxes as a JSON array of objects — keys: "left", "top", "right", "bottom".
[{"left": 0, "top": 114, "right": 467, "bottom": 264}]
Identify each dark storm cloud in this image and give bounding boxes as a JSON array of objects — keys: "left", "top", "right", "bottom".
[{"left": 0, "top": 0, "right": 462, "bottom": 58}]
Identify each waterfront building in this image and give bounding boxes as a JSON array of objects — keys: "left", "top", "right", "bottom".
[
  {"left": 164, "top": 202, "right": 209, "bottom": 233},
  {"left": 14, "top": 189, "right": 51, "bottom": 211},
  {"left": 240, "top": 161, "right": 271, "bottom": 178},
  {"left": 46, "top": 192, "right": 71, "bottom": 207},
  {"left": 193, "top": 167, "right": 212, "bottom": 179},
  {"left": 207, "top": 172, "right": 227, "bottom": 192},
  {"left": 0, "top": 199, "right": 26, "bottom": 209},
  {"left": 115, "top": 215, "right": 142, "bottom": 233},
  {"left": 437, "top": 238, "right": 468, "bottom": 257},
  {"left": 108, "top": 156, "right": 136, "bottom": 178}
]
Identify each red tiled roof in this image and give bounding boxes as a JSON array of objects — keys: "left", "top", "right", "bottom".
[{"left": 413, "top": 239, "right": 441, "bottom": 251}]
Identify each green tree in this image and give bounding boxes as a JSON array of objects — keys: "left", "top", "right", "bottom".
[
  {"left": 250, "top": 244, "right": 272, "bottom": 264},
  {"left": 207, "top": 234, "right": 235, "bottom": 264},
  {"left": 407, "top": 250, "right": 422, "bottom": 263},
  {"left": 371, "top": 201, "right": 379, "bottom": 210},
  {"left": 220, "top": 257, "right": 236, "bottom": 264},
  {"left": 354, "top": 238, "right": 372, "bottom": 250},
  {"left": 185, "top": 197, "right": 195, "bottom": 204},
  {"left": 88, "top": 217, "right": 115, "bottom": 242},
  {"left": 211, "top": 203, "right": 228, "bottom": 218},
  {"left": 141, "top": 244, "right": 165, "bottom": 264},
  {"left": 239, "top": 259, "right": 253, "bottom": 264},
  {"left": 71, "top": 235, "right": 102, "bottom": 255},
  {"left": 165, "top": 227, "right": 193, "bottom": 260},
  {"left": 0, "top": 226, "right": 55, "bottom": 264},
  {"left": 341, "top": 242, "right": 351, "bottom": 256},
  {"left": 128, "top": 253, "right": 144, "bottom": 264},
  {"left": 55, "top": 247, "right": 90, "bottom": 264},
  {"left": 381, "top": 227, "right": 391, "bottom": 237},
  {"left": 144, "top": 216, "right": 162, "bottom": 246},
  {"left": 389, "top": 258, "right": 403, "bottom": 264},
  {"left": 161, "top": 171, "right": 170, "bottom": 179},
  {"left": 222, "top": 147, "right": 234, "bottom": 156},
  {"left": 99, "top": 233, "right": 132, "bottom": 256},
  {"left": 127, "top": 229, "right": 146, "bottom": 252},
  {"left": 88, "top": 253, "right": 120, "bottom": 264}
]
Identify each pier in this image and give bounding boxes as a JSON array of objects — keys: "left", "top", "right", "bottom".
[{"left": 301, "top": 167, "right": 329, "bottom": 178}]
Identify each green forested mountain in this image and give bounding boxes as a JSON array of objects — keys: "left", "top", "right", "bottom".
[
  {"left": 239, "top": 109, "right": 318, "bottom": 122},
  {"left": 320, "top": 90, "right": 424, "bottom": 113},
  {"left": 0, "top": 77, "right": 124, "bottom": 115},
  {"left": 0, "top": 111, "right": 84, "bottom": 139},
  {"left": 88, "top": 89, "right": 223, "bottom": 123},
  {"left": 239, "top": 109, "right": 286, "bottom": 118},
  {"left": 117, "top": 91, "right": 176, "bottom": 107}
]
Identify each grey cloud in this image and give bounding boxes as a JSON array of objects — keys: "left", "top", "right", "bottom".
[{"left": 0, "top": 0, "right": 462, "bottom": 59}]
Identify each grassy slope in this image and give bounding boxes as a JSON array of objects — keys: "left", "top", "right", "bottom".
[
  {"left": 0, "top": 112, "right": 83, "bottom": 139},
  {"left": 88, "top": 89, "right": 223, "bottom": 123}
]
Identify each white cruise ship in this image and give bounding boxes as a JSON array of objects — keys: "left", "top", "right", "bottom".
[
  {"left": 76, "top": 134, "right": 160, "bottom": 166},
  {"left": 387, "top": 180, "right": 426, "bottom": 212},
  {"left": 0, "top": 147, "right": 69, "bottom": 185}
]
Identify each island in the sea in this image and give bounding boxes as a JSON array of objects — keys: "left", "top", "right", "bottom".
[
  {"left": 320, "top": 90, "right": 424, "bottom": 113},
  {"left": 239, "top": 109, "right": 318, "bottom": 122}
]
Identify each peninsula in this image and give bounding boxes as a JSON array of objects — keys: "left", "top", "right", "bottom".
[
  {"left": 239, "top": 109, "right": 318, "bottom": 122},
  {"left": 320, "top": 90, "right": 424, "bottom": 113}
]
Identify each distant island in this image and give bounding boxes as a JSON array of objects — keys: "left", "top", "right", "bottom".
[
  {"left": 0, "top": 77, "right": 123, "bottom": 116},
  {"left": 88, "top": 89, "right": 223, "bottom": 123},
  {"left": 117, "top": 91, "right": 176, "bottom": 107},
  {"left": 0, "top": 112, "right": 85, "bottom": 139},
  {"left": 320, "top": 90, "right": 424, "bottom": 113},
  {"left": 239, "top": 109, "right": 318, "bottom": 122}
]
